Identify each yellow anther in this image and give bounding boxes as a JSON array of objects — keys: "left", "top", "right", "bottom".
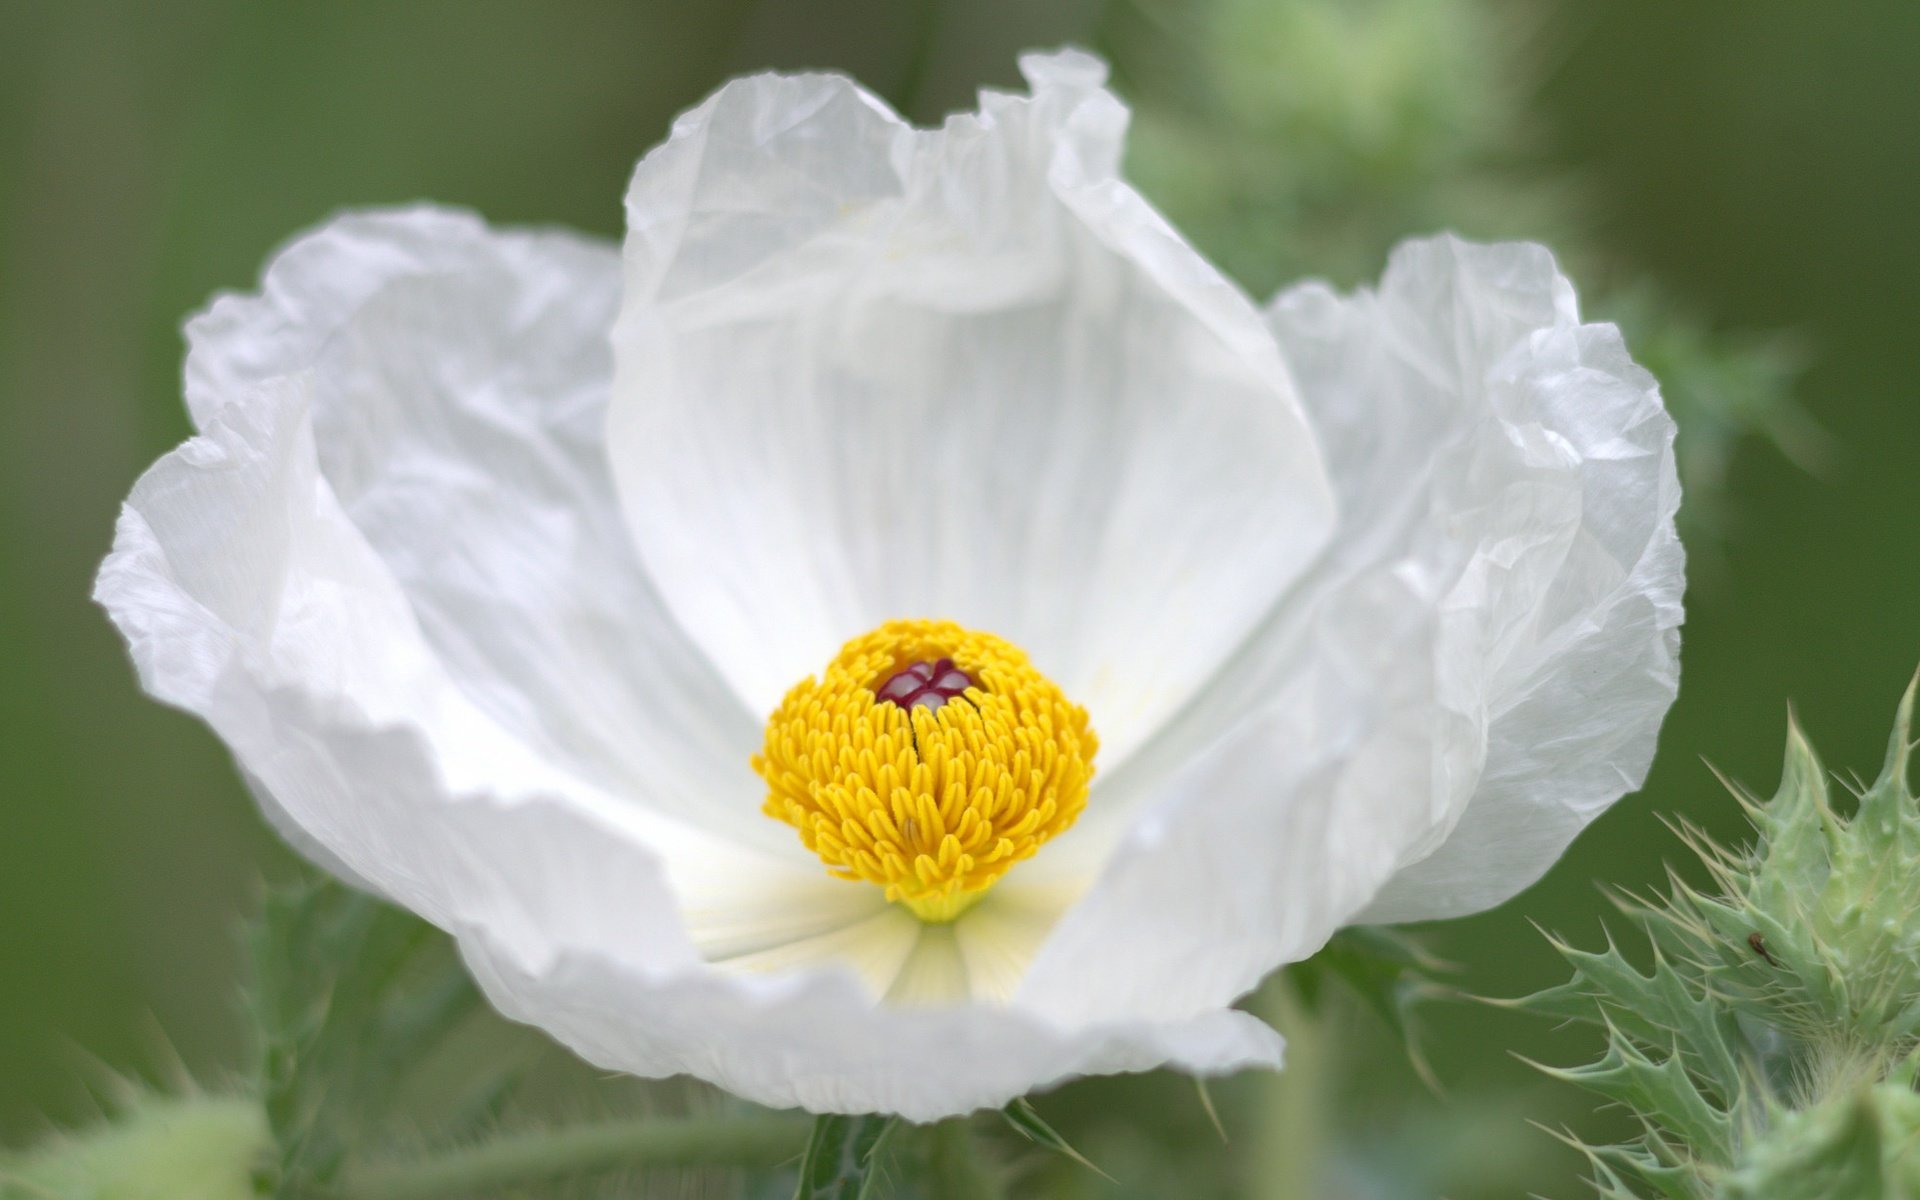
[{"left": 753, "top": 619, "right": 1097, "bottom": 922}]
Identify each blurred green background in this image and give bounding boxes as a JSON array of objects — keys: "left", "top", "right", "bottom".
[{"left": 2, "top": 1, "right": 1916, "bottom": 1195}]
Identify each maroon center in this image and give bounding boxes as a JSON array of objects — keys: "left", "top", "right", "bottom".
[{"left": 875, "top": 658, "right": 975, "bottom": 714}]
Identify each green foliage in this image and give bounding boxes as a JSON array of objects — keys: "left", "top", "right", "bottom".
[
  {"left": 794, "top": 1114, "right": 896, "bottom": 1200},
  {"left": 1289, "top": 927, "right": 1450, "bottom": 1036},
  {"left": 1526, "top": 676, "right": 1920, "bottom": 1198},
  {"left": 1287, "top": 925, "right": 1452, "bottom": 1088},
  {"left": 920, "top": 1118, "right": 1006, "bottom": 1200},
  {"left": 247, "top": 873, "right": 494, "bottom": 1197},
  {"left": 1001, "top": 1098, "right": 1110, "bottom": 1180},
  {"left": 0, "top": 865, "right": 810, "bottom": 1199},
  {"left": 245, "top": 870, "right": 800, "bottom": 1200}
]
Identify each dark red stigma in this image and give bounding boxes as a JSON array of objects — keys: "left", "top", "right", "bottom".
[{"left": 875, "top": 658, "right": 975, "bottom": 714}]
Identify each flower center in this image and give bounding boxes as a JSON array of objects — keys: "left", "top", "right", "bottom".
[{"left": 753, "top": 619, "right": 1098, "bottom": 923}]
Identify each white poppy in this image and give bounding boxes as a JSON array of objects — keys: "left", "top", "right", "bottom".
[{"left": 96, "top": 50, "right": 1682, "bottom": 1120}]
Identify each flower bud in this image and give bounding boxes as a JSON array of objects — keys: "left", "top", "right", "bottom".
[
  {"left": 3, "top": 1096, "right": 267, "bottom": 1200},
  {"left": 1528, "top": 675, "right": 1920, "bottom": 1199},
  {"left": 1721, "top": 1083, "right": 1920, "bottom": 1200},
  {"left": 1691, "top": 677, "right": 1920, "bottom": 1048}
]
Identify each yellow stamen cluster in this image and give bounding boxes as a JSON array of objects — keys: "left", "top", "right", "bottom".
[{"left": 754, "top": 619, "right": 1097, "bottom": 922}]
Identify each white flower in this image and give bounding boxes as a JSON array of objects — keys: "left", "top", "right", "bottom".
[{"left": 96, "top": 50, "right": 1682, "bottom": 1120}]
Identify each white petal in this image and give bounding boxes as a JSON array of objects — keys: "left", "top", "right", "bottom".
[
  {"left": 458, "top": 894, "right": 1285, "bottom": 1121},
  {"left": 710, "top": 904, "right": 924, "bottom": 1000},
  {"left": 1017, "top": 560, "right": 1463, "bottom": 1023},
  {"left": 1275, "top": 237, "right": 1683, "bottom": 922},
  {"left": 93, "top": 378, "right": 773, "bottom": 947},
  {"left": 692, "top": 876, "right": 1086, "bottom": 1008},
  {"left": 606, "top": 50, "right": 1334, "bottom": 762},
  {"left": 1012, "top": 235, "right": 1680, "bottom": 1019},
  {"left": 183, "top": 207, "right": 786, "bottom": 854},
  {"left": 955, "top": 880, "right": 1105, "bottom": 1004}
]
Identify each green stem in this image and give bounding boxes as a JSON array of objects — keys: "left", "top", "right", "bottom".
[
  {"left": 1247, "top": 979, "right": 1327, "bottom": 1200},
  {"left": 927, "top": 1117, "right": 1005, "bottom": 1200},
  {"left": 331, "top": 1114, "right": 807, "bottom": 1200},
  {"left": 893, "top": 0, "right": 943, "bottom": 119}
]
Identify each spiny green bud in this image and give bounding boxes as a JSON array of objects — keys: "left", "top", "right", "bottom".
[
  {"left": 1720, "top": 1083, "right": 1920, "bottom": 1200},
  {"left": 1691, "top": 673, "right": 1920, "bottom": 1048},
  {"left": 1523, "top": 673, "right": 1920, "bottom": 1199},
  {"left": 1, "top": 1095, "right": 267, "bottom": 1200}
]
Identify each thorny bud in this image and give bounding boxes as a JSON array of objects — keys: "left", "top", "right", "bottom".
[
  {"left": 1525, "top": 673, "right": 1920, "bottom": 1199},
  {"left": 1, "top": 1095, "right": 267, "bottom": 1200}
]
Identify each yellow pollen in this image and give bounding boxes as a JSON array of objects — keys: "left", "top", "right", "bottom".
[{"left": 752, "top": 619, "right": 1098, "bottom": 923}]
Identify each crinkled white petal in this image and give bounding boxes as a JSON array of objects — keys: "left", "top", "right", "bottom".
[
  {"left": 606, "top": 50, "right": 1334, "bottom": 763},
  {"left": 183, "top": 206, "right": 787, "bottom": 853},
  {"left": 96, "top": 220, "right": 1279, "bottom": 1118},
  {"left": 1009, "top": 235, "right": 1681, "bottom": 1019},
  {"left": 93, "top": 377, "right": 769, "bottom": 949},
  {"left": 1265, "top": 237, "right": 1684, "bottom": 922}
]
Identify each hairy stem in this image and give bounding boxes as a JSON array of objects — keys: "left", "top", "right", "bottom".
[{"left": 330, "top": 1114, "right": 807, "bottom": 1200}]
